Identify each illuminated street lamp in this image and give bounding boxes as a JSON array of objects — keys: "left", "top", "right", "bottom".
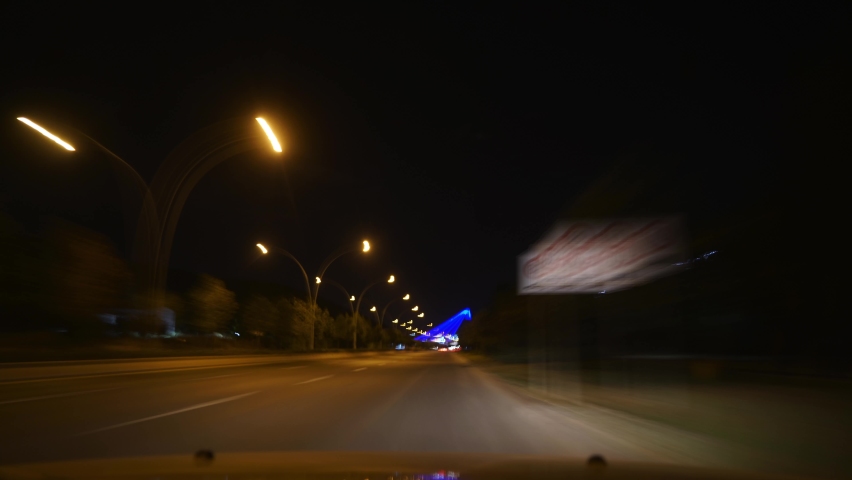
[
  {"left": 349, "top": 273, "right": 394, "bottom": 349},
  {"left": 417, "top": 313, "right": 424, "bottom": 318},
  {"left": 256, "top": 243, "right": 311, "bottom": 304},
  {"left": 16, "top": 116, "right": 161, "bottom": 307},
  {"left": 379, "top": 293, "right": 411, "bottom": 327},
  {"left": 370, "top": 306, "right": 377, "bottom": 312},
  {"left": 312, "top": 239, "right": 372, "bottom": 306},
  {"left": 392, "top": 319, "right": 398, "bottom": 324},
  {"left": 18, "top": 114, "right": 285, "bottom": 313},
  {"left": 323, "top": 278, "right": 355, "bottom": 314},
  {"left": 354, "top": 274, "right": 395, "bottom": 317},
  {"left": 17, "top": 118, "right": 75, "bottom": 150},
  {"left": 255, "top": 118, "right": 282, "bottom": 152},
  {"left": 321, "top": 278, "right": 356, "bottom": 315},
  {"left": 427, "top": 323, "right": 433, "bottom": 327},
  {"left": 412, "top": 306, "right": 419, "bottom": 311},
  {"left": 258, "top": 239, "right": 370, "bottom": 350}
]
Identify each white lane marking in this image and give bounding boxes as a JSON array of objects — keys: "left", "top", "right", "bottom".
[
  {"left": 0, "top": 387, "right": 120, "bottom": 405},
  {"left": 196, "top": 373, "right": 239, "bottom": 380},
  {"left": 0, "top": 362, "right": 279, "bottom": 385},
  {"left": 353, "top": 368, "right": 367, "bottom": 372},
  {"left": 77, "top": 391, "right": 260, "bottom": 435},
  {"left": 292, "top": 375, "right": 334, "bottom": 385}
]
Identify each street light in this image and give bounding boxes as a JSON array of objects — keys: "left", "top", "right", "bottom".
[
  {"left": 412, "top": 306, "right": 419, "bottom": 311},
  {"left": 259, "top": 240, "right": 370, "bottom": 350},
  {"left": 353, "top": 274, "right": 395, "bottom": 317},
  {"left": 313, "top": 240, "right": 372, "bottom": 305},
  {"left": 321, "top": 278, "right": 356, "bottom": 315},
  {"left": 256, "top": 243, "right": 311, "bottom": 304},
  {"left": 17, "top": 118, "right": 75, "bottom": 151},
  {"left": 370, "top": 306, "right": 377, "bottom": 312},
  {"left": 20, "top": 114, "right": 288, "bottom": 315},
  {"left": 427, "top": 323, "right": 433, "bottom": 327},
  {"left": 255, "top": 118, "right": 283, "bottom": 152},
  {"left": 16, "top": 115, "right": 162, "bottom": 309},
  {"left": 379, "top": 293, "right": 411, "bottom": 327},
  {"left": 417, "top": 313, "right": 424, "bottom": 318},
  {"left": 392, "top": 319, "right": 398, "bottom": 323}
]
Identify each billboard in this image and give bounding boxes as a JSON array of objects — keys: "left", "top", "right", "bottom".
[{"left": 518, "top": 217, "right": 685, "bottom": 294}]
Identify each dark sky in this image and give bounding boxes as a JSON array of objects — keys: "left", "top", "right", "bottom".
[{"left": 1, "top": 3, "right": 850, "bottom": 322}]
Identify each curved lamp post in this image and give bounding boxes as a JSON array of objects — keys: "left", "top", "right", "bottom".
[
  {"left": 16, "top": 117, "right": 161, "bottom": 307},
  {"left": 354, "top": 274, "right": 395, "bottom": 317},
  {"left": 255, "top": 244, "right": 311, "bottom": 304},
  {"left": 379, "top": 294, "right": 411, "bottom": 327},
  {"left": 148, "top": 117, "right": 283, "bottom": 307},
  {"left": 16, "top": 115, "right": 284, "bottom": 313},
  {"left": 351, "top": 274, "right": 395, "bottom": 349},
  {"left": 312, "top": 241, "right": 371, "bottom": 307},
  {"left": 257, "top": 240, "right": 370, "bottom": 349},
  {"left": 321, "top": 279, "right": 355, "bottom": 315}
]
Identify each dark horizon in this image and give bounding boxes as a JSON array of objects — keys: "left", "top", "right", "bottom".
[{"left": 2, "top": 3, "right": 849, "bottom": 324}]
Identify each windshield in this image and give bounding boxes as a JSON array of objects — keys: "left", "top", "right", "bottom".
[{"left": 0, "top": 4, "right": 849, "bottom": 480}]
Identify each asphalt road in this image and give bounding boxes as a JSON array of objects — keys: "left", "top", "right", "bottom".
[{"left": 0, "top": 352, "right": 788, "bottom": 473}]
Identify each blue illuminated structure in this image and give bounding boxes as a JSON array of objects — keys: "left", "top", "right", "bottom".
[{"left": 414, "top": 308, "right": 471, "bottom": 343}]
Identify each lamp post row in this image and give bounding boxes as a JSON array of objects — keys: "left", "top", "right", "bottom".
[{"left": 16, "top": 115, "right": 430, "bottom": 350}]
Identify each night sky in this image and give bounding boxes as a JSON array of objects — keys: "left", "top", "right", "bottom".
[{"left": 2, "top": 4, "right": 849, "bottom": 322}]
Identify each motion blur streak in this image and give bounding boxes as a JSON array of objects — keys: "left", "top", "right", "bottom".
[
  {"left": 255, "top": 117, "right": 282, "bottom": 152},
  {"left": 16, "top": 117, "right": 75, "bottom": 151},
  {"left": 518, "top": 218, "right": 684, "bottom": 294}
]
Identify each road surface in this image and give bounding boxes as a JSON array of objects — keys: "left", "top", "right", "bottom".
[{"left": 0, "top": 351, "right": 788, "bottom": 474}]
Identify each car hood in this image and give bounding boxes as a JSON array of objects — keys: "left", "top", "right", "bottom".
[{"left": 0, "top": 451, "right": 809, "bottom": 480}]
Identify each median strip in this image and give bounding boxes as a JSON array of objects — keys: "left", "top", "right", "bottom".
[{"left": 76, "top": 391, "right": 260, "bottom": 435}]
